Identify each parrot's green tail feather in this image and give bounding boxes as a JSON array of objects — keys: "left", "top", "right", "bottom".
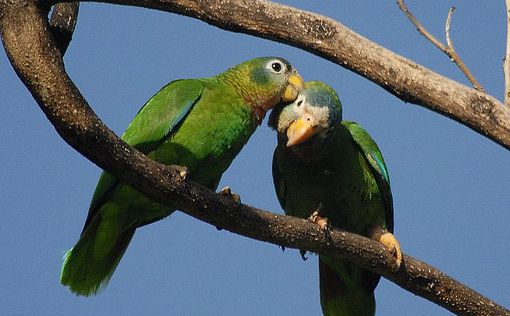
[
  {"left": 319, "top": 257, "right": 376, "bottom": 316},
  {"left": 60, "top": 219, "right": 135, "bottom": 296}
]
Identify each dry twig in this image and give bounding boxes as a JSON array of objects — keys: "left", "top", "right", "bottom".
[
  {"left": 504, "top": 0, "right": 510, "bottom": 105},
  {"left": 397, "top": 0, "right": 484, "bottom": 91}
]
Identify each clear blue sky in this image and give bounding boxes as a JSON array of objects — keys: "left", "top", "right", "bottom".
[{"left": 1, "top": 1, "right": 509, "bottom": 315}]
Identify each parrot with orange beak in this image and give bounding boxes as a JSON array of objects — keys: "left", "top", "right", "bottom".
[{"left": 270, "top": 81, "right": 401, "bottom": 316}]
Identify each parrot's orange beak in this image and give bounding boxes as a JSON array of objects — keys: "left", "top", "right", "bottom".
[
  {"left": 286, "top": 117, "right": 315, "bottom": 147},
  {"left": 282, "top": 72, "right": 304, "bottom": 103}
]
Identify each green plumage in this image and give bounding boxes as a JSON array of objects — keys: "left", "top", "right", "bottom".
[
  {"left": 61, "top": 57, "right": 303, "bottom": 296},
  {"left": 271, "top": 81, "right": 395, "bottom": 316}
]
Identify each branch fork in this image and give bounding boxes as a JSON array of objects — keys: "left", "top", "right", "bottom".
[{"left": 397, "top": 0, "right": 484, "bottom": 91}]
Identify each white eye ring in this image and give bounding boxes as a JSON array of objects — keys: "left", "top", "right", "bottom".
[
  {"left": 296, "top": 96, "right": 306, "bottom": 107},
  {"left": 266, "top": 60, "right": 286, "bottom": 74}
]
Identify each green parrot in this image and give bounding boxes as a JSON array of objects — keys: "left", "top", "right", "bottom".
[
  {"left": 270, "top": 81, "right": 401, "bottom": 316},
  {"left": 60, "top": 57, "right": 304, "bottom": 296}
]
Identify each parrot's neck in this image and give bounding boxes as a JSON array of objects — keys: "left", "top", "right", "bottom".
[
  {"left": 216, "top": 72, "right": 276, "bottom": 123},
  {"left": 281, "top": 125, "right": 342, "bottom": 163}
]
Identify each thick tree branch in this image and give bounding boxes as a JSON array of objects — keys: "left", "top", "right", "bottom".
[
  {"left": 46, "top": 0, "right": 510, "bottom": 151},
  {"left": 1, "top": 1, "right": 509, "bottom": 315},
  {"left": 397, "top": 0, "right": 484, "bottom": 91}
]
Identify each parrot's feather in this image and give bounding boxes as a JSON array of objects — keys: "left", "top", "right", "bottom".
[
  {"left": 82, "top": 80, "right": 203, "bottom": 233},
  {"left": 271, "top": 152, "right": 287, "bottom": 209},
  {"left": 60, "top": 202, "right": 136, "bottom": 296},
  {"left": 343, "top": 121, "right": 394, "bottom": 233},
  {"left": 319, "top": 258, "right": 375, "bottom": 316},
  {"left": 122, "top": 79, "right": 204, "bottom": 153}
]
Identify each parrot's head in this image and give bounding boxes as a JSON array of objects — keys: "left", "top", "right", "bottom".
[
  {"left": 220, "top": 57, "right": 304, "bottom": 121},
  {"left": 269, "top": 81, "right": 342, "bottom": 148}
]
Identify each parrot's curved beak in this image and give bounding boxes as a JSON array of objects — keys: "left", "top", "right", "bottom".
[
  {"left": 282, "top": 72, "right": 304, "bottom": 103},
  {"left": 286, "top": 117, "right": 315, "bottom": 147}
]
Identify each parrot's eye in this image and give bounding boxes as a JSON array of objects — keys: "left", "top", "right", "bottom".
[
  {"left": 272, "top": 62, "right": 282, "bottom": 72},
  {"left": 266, "top": 60, "right": 286, "bottom": 74}
]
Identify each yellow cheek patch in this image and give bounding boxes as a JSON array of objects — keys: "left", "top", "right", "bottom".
[{"left": 282, "top": 73, "right": 304, "bottom": 102}]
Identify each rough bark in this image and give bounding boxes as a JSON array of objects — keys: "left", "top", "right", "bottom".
[
  {"left": 1, "top": 1, "right": 509, "bottom": 315},
  {"left": 49, "top": 2, "right": 79, "bottom": 55}
]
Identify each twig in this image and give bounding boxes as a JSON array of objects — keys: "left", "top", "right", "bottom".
[
  {"left": 397, "top": 0, "right": 484, "bottom": 91},
  {"left": 397, "top": 0, "right": 444, "bottom": 52},
  {"left": 445, "top": 7, "right": 455, "bottom": 51},
  {"left": 505, "top": 0, "right": 510, "bottom": 106},
  {"left": 1, "top": 1, "right": 509, "bottom": 315}
]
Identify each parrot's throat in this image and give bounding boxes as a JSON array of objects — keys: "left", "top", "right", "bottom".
[
  {"left": 251, "top": 103, "right": 267, "bottom": 124},
  {"left": 284, "top": 127, "right": 336, "bottom": 162},
  {"left": 246, "top": 91, "right": 281, "bottom": 124}
]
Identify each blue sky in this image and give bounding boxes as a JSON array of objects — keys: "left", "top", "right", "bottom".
[{"left": 1, "top": 1, "right": 509, "bottom": 315}]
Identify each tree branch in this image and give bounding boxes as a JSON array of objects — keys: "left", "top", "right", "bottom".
[
  {"left": 44, "top": 0, "right": 510, "bottom": 151},
  {"left": 397, "top": 0, "right": 484, "bottom": 91},
  {"left": 1, "top": 1, "right": 509, "bottom": 315},
  {"left": 444, "top": 7, "right": 455, "bottom": 50},
  {"left": 49, "top": 2, "right": 79, "bottom": 55},
  {"left": 505, "top": 0, "right": 510, "bottom": 106}
]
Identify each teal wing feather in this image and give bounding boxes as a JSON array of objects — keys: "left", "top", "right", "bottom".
[
  {"left": 82, "top": 79, "right": 204, "bottom": 232},
  {"left": 342, "top": 121, "right": 394, "bottom": 232}
]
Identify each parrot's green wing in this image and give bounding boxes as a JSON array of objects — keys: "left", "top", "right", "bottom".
[
  {"left": 342, "top": 121, "right": 394, "bottom": 232},
  {"left": 121, "top": 79, "right": 204, "bottom": 152},
  {"left": 82, "top": 79, "right": 204, "bottom": 232}
]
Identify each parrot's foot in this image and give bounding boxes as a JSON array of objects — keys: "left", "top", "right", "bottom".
[
  {"left": 170, "top": 164, "right": 188, "bottom": 180},
  {"left": 299, "top": 249, "right": 308, "bottom": 261},
  {"left": 308, "top": 204, "right": 331, "bottom": 240},
  {"left": 372, "top": 228, "right": 402, "bottom": 269},
  {"left": 218, "top": 186, "right": 241, "bottom": 203},
  {"left": 308, "top": 210, "right": 330, "bottom": 231},
  {"left": 280, "top": 245, "right": 286, "bottom": 252}
]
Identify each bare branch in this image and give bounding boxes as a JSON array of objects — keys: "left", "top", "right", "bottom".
[
  {"left": 444, "top": 7, "right": 484, "bottom": 92},
  {"left": 505, "top": 0, "right": 510, "bottom": 106},
  {"left": 397, "top": 1, "right": 483, "bottom": 91},
  {"left": 445, "top": 7, "right": 455, "bottom": 50},
  {"left": 42, "top": 0, "right": 510, "bottom": 151},
  {"left": 49, "top": 2, "right": 79, "bottom": 55},
  {"left": 397, "top": 0, "right": 446, "bottom": 51},
  {"left": 1, "top": 1, "right": 509, "bottom": 315}
]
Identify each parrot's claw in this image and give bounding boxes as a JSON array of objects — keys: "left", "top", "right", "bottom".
[
  {"left": 372, "top": 229, "right": 402, "bottom": 269},
  {"left": 218, "top": 186, "right": 241, "bottom": 203},
  {"left": 280, "top": 245, "right": 286, "bottom": 252},
  {"left": 299, "top": 249, "right": 308, "bottom": 261},
  {"left": 170, "top": 164, "right": 188, "bottom": 180},
  {"left": 308, "top": 205, "right": 331, "bottom": 240},
  {"left": 308, "top": 210, "right": 330, "bottom": 231}
]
